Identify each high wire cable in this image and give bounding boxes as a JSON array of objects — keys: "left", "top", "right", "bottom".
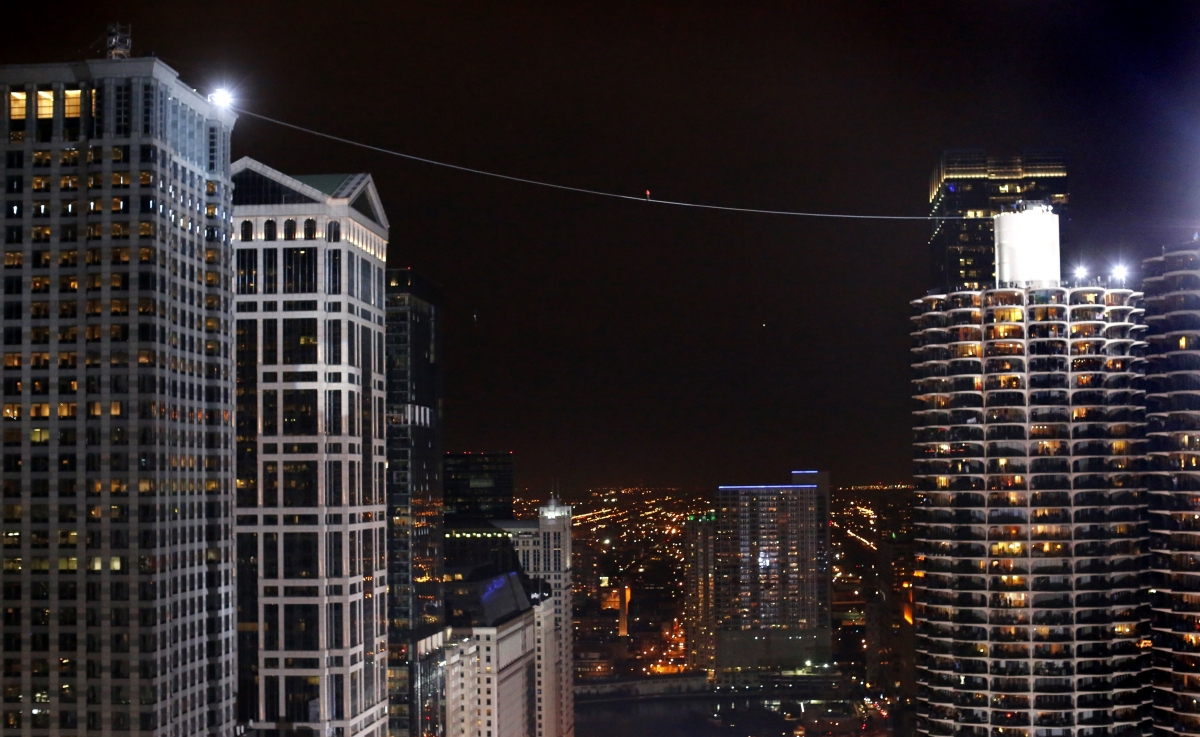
[{"left": 233, "top": 106, "right": 967, "bottom": 221}]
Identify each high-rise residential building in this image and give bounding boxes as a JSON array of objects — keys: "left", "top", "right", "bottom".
[
  {"left": 927, "top": 149, "right": 1068, "bottom": 291},
  {"left": 230, "top": 158, "right": 390, "bottom": 737},
  {"left": 681, "top": 511, "right": 715, "bottom": 676},
  {"left": 0, "top": 56, "right": 238, "bottom": 737},
  {"left": 1142, "top": 243, "right": 1200, "bottom": 734},
  {"left": 443, "top": 452, "right": 514, "bottom": 522},
  {"left": 712, "top": 472, "right": 832, "bottom": 684},
  {"left": 384, "top": 268, "right": 445, "bottom": 737},
  {"left": 909, "top": 205, "right": 1151, "bottom": 736},
  {"left": 494, "top": 499, "right": 574, "bottom": 737}
]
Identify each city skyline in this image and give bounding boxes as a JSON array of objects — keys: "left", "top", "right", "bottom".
[{"left": 5, "top": 4, "right": 1197, "bottom": 491}]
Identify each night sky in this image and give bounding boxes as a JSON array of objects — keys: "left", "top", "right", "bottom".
[{"left": 7, "top": 3, "right": 1200, "bottom": 493}]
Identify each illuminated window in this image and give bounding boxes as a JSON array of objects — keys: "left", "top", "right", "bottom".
[
  {"left": 8, "top": 92, "right": 25, "bottom": 120},
  {"left": 63, "top": 90, "right": 80, "bottom": 118},
  {"left": 35, "top": 91, "right": 53, "bottom": 119}
]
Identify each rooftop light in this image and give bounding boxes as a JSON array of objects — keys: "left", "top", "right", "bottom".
[{"left": 209, "top": 89, "right": 233, "bottom": 108}]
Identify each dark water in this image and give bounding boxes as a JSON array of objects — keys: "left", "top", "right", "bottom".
[{"left": 576, "top": 696, "right": 794, "bottom": 737}]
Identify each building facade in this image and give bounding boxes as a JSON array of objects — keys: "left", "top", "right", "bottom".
[
  {"left": 712, "top": 473, "right": 832, "bottom": 683},
  {"left": 681, "top": 511, "right": 715, "bottom": 676},
  {"left": 384, "top": 268, "right": 445, "bottom": 737},
  {"left": 928, "top": 150, "right": 1068, "bottom": 291},
  {"left": 0, "top": 58, "right": 238, "bottom": 737},
  {"left": 496, "top": 500, "right": 574, "bottom": 737},
  {"left": 443, "top": 453, "right": 514, "bottom": 522},
  {"left": 443, "top": 610, "right": 537, "bottom": 737},
  {"left": 910, "top": 214, "right": 1151, "bottom": 735},
  {"left": 230, "top": 158, "right": 390, "bottom": 737},
  {"left": 1142, "top": 243, "right": 1200, "bottom": 735}
]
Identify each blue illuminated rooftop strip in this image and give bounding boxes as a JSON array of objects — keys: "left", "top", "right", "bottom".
[{"left": 718, "top": 485, "right": 817, "bottom": 489}]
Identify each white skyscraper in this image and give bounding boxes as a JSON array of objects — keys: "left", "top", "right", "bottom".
[
  {"left": 229, "top": 158, "right": 390, "bottom": 737},
  {"left": 496, "top": 500, "right": 574, "bottom": 737},
  {"left": 910, "top": 205, "right": 1150, "bottom": 735},
  {"left": 0, "top": 56, "right": 238, "bottom": 737}
]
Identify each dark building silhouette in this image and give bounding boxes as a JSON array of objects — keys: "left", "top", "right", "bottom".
[
  {"left": 443, "top": 451, "right": 515, "bottom": 521},
  {"left": 385, "top": 268, "right": 445, "bottom": 737},
  {"left": 927, "top": 149, "right": 1068, "bottom": 290}
]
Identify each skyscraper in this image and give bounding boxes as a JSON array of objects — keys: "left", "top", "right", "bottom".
[
  {"left": 910, "top": 205, "right": 1151, "bottom": 735},
  {"left": 712, "top": 472, "right": 832, "bottom": 684},
  {"left": 443, "top": 452, "right": 514, "bottom": 522},
  {"left": 229, "top": 158, "right": 390, "bottom": 736},
  {"left": 0, "top": 56, "right": 238, "bottom": 737},
  {"left": 1142, "top": 243, "right": 1200, "bottom": 734},
  {"left": 681, "top": 511, "right": 715, "bottom": 676},
  {"left": 495, "top": 500, "right": 574, "bottom": 737},
  {"left": 927, "top": 149, "right": 1068, "bottom": 291},
  {"left": 385, "top": 268, "right": 445, "bottom": 737}
]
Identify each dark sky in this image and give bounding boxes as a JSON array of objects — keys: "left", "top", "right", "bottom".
[{"left": 8, "top": 3, "right": 1200, "bottom": 493}]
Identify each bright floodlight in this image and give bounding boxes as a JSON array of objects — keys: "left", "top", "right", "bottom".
[
  {"left": 1074, "top": 266, "right": 1087, "bottom": 279},
  {"left": 1113, "top": 264, "right": 1128, "bottom": 281},
  {"left": 209, "top": 89, "right": 233, "bottom": 108}
]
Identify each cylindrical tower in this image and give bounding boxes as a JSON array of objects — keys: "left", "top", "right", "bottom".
[
  {"left": 911, "top": 283, "right": 1150, "bottom": 736},
  {"left": 1142, "top": 244, "right": 1200, "bottom": 735}
]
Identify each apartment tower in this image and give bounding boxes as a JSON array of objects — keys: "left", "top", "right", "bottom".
[
  {"left": 0, "top": 57, "right": 238, "bottom": 737},
  {"left": 230, "top": 158, "right": 389, "bottom": 737},
  {"left": 1142, "top": 243, "right": 1200, "bottom": 735},
  {"left": 910, "top": 204, "right": 1151, "bottom": 735},
  {"left": 712, "top": 472, "right": 832, "bottom": 684}
]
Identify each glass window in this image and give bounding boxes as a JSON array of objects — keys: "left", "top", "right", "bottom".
[
  {"left": 303, "top": 219, "right": 316, "bottom": 240},
  {"left": 63, "top": 90, "right": 80, "bottom": 119},
  {"left": 262, "top": 392, "right": 278, "bottom": 436},
  {"left": 281, "top": 390, "right": 317, "bottom": 435},
  {"left": 283, "top": 219, "right": 296, "bottom": 241},
  {"left": 282, "top": 607, "right": 320, "bottom": 652},
  {"left": 325, "top": 320, "right": 341, "bottom": 365},
  {"left": 283, "top": 248, "right": 317, "bottom": 294},
  {"left": 283, "top": 461, "right": 319, "bottom": 506},
  {"left": 263, "top": 249, "right": 278, "bottom": 294},
  {"left": 240, "top": 221, "right": 253, "bottom": 242},
  {"left": 262, "top": 319, "right": 278, "bottom": 365},
  {"left": 282, "top": 319, "right": 317, "bottom": 364},
  {"left": 325, "top": 250, "right": 341, "bottom": 295},
  {"left": 8, "top": 92, "right": 25, "bottom": 121},
  {"left": 35, "top": 91, "right": 53, "bottom": 120},
  {"left": 235, "top": 249, "right": 257, "bottom": 294},
  {"left": 263, "top": 220, "right": 277, "bottom": 241},
  {"left": 283, "top": 532, "right": 318, "bottom": 578}
]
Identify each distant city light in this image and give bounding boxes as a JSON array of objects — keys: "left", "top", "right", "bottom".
[{"left": 209, "top": 89, "right": 233, "bottom": 108}]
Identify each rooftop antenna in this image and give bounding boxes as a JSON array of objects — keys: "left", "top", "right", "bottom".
[{"left": 106, "top": 23, "right": 131, "bottom": 59}]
